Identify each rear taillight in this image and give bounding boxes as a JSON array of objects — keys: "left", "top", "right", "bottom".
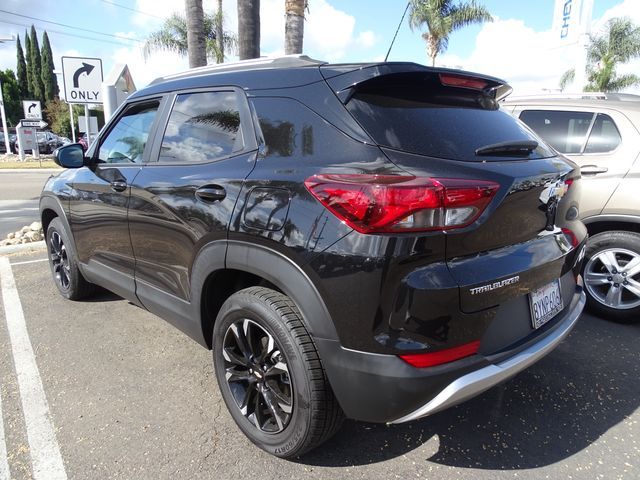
[
  {"left": 399, "top": 340, "right": 481, "bottom": 368},
  {"left": 304, "top": 174, "right": 499, "bottom": 234}
]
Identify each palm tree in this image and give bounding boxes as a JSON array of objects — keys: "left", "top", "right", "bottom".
[
  {"left": 186, "top": 0, "right": 206, "bottom": 67},
  {"left": 409, "top": 0, "right": 492, "bottom": 66},
  {"left": 238, "top": 0, "right": 260, "bottom": 60},
  {"left": 215, "top": 0, "right": 224, "bottom": 62},
  {"left": 144, "top": 11, "right": 236, "bottom": 65},
  {"left": 560, "top": 17, "right": 640, "bottom": 92},
  {"left": 285, "top": 0, "right": 307, "bottom": 55}
]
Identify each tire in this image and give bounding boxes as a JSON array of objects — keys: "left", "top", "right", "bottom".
[
  {"left": 582, "top": 231, "right": 640, "bottom": 323},
  {"left": 212, "top": 287, "right": 344, "bottom": 458},
  {"left": 46, "top": 218, "right": 95, "bottom": 300}
]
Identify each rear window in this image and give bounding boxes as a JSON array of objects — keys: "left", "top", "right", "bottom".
[
  {"left": 345, "top": 73, "right": 554, "bottom": 161},
  {"left": 519, "top": 110, "right": 621, "bottom": 154}
]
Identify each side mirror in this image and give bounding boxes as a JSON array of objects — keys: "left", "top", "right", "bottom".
[{"left": 53, "top": 143, "right": 85, "bottom": 168}]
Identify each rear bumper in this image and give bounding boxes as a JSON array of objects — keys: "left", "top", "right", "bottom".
[
  {"left": 317, "top": 283, "right": 585, "bottom": 423},
  {"left": 390, "top": 288, "right": 585, "bottom": 423}
]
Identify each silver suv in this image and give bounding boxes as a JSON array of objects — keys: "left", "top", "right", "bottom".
[{"left": 503, "top": 93, "right": 640, "bottom": 322}]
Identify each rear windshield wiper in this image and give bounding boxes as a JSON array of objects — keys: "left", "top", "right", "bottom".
[{"left": 475, "top": 140, "right": 538, "bottom": 156}]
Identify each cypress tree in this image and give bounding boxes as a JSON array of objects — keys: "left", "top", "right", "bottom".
[
  {"left": 40, "top": 32, "right": 59, "bottom": 101},
  {"left": 29, "top": 25, "right": 45, "bottom": 104},
  {"left": 24, "top": 30, "right": 33, "bottom": 98},
  {"left": 16, "top": 34, "right": 29, "bottom": 99}
]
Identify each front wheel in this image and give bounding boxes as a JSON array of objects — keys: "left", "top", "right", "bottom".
[
  {"left": 212, "top": 287, "right": 344, "bottom": 458},
  {"left": 583, "top": 231, "right": 640, "bottom": 323},
  {"left": 46, "top": 218, "right": 95, "bottom": 300}
]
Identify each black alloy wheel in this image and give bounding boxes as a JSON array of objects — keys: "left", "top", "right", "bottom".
[
  {"left": 49, "top": 230, "right": 71, "bottom": 292},
  {"left": 222, "top": 318, "right": 293, "bottom": 433},
  {"left": 213, "top": 287, "right": 344, "bottom": 457},
  {"left": 46, "top": 218, "right": 95, "bottom": 300}
]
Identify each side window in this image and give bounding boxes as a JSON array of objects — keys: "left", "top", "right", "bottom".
[
  {"left": 584, "top": 113, "right": 621, "bottom": 153},
  {"left": 159, "top": 91, "right": 243, "bottom": 163},
  {"left": 519, "top": 110, "right": 594, "bottom": 154},
  {"left": 98, "top": 101, "right": 159, "bottom": 163}
]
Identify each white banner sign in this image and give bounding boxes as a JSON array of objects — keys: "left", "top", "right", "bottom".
[{"left": 552, "top": 0, "right": 584, "bottom": 44}]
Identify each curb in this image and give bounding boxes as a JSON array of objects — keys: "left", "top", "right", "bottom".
[{"left": 0, "top": 241, "right": 47, "bottom": 255}]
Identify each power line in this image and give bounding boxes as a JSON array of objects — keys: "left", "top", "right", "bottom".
[
  {"left": 0, "top": 19, "right": 143, "bottom": 48},
  {"left": 0, "top": 9, "right": 144, "bottom": 44},
  {"left": 99, "top": 0, "right": 165, "bottom": 20}
]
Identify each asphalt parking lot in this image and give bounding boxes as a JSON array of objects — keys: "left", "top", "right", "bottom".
[{"left": 0, "top": 249, "right": 638, "bottom": 480}]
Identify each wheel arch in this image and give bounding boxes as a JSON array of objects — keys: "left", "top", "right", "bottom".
[
  {"left": 583, "top": 215, "right": 640, "bottom": 236},
  {"left": 192, "top": 240, "right": 340, "bottom": 350},
  {"left": 39, "top": 196, "right": 77, "bottom": 254}
]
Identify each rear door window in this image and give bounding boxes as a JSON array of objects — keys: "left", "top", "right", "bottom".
[
  {"left": 344, "top": 72, "right": 555, "bottom": 162},
  {"left": 158, "top": 91, "right": 244, "bottom": 163},
  {"left": 518, "top": 110, "right": 594, "bottom": 154}
]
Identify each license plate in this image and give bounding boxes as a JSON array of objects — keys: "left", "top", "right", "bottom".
[{"left": 529, "top": 279, "right": 563, "bottom": 329}]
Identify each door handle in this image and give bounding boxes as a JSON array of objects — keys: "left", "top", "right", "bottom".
[
  {"left": 111, "top": 181, "right": 128, "bottom": 192},
  {"left": 581, "top": 165, "right": 608, "bottom": 175},
  {"left": 195, "top": 185, "right": 226, "bottom": 202}
]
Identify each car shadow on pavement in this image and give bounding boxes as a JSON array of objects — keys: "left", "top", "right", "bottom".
[
  {"left": 299, "top": 314, "right": 639, "bottom": 469},
  {"left": 80, "top": 289, "right": 123, "bottom": 303}
]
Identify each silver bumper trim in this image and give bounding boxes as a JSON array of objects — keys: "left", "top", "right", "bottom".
[{"left": 389, "top": 290, "right": 586, "bottom": 424}]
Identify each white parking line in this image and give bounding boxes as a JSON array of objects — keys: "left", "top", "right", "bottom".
[
  {"left": 0, "top": 257, "right": 67, "bottom": 480},
  {"left": 0, "top": 390, "right": 9, "bottom": 480},
  {"left": 10, "top": 259, "right": 48, "bottom": 266}
]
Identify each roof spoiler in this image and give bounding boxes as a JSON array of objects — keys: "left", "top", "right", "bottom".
[{"left": 320, "top": 62, "right": 512, "bottom": 103}]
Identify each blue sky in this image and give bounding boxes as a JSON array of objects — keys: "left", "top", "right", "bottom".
[{"left": 0, "top": 0, "right": 636, "bottom": 93}]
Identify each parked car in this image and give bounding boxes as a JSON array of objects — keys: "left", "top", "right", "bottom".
[
  {"left": 41, "top": 57, "right": 587, "bottom": 457},
  {"left": 37, "top": 131, "right": 64, "bottom": 154},
  {"left": 0, "top": 129, "right": 17, "bottom": 153},
  {"left": 503, "top": 93, "right": 640, "bottom": 322}
]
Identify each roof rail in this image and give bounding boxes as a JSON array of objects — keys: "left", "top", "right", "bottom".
[
  {"left": 150, "top": 55, "right": 327, "bottom": 85},
  {"left": 503, "top": 92, "right": 640, "bottom": 102}
]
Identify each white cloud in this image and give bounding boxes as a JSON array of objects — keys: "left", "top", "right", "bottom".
[
  {"left": 437, "top": 18, "right": 572, "bottom": 94},
  {"left": 110, "top": 46, "right": 189, "bottom": 89},
  {"left": 356, "top": 31, "right": 377, "bottom": 49},
  {"left": 224, "top": 0, "right": 376, "bottom": 61},
  {"left": 133, "top": 0, "right": 183, "bottom": 28}
]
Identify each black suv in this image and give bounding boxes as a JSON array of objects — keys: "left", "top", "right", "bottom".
[{"left": 41, "top": 56, "right": 587, "bottom": 457}]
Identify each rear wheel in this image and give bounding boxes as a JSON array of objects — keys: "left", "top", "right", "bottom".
[
  {"left": 583, "top": 231, "right": 640, "bottom": 323},
  {"left": 212, "top": 287, "right": 344, "bottom": 457},
  {"left": 46, "top": 218, "right": 95, "bottom": 300}
]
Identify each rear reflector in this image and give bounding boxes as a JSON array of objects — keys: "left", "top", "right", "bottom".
[
  {"left": 304, "top": 174, "right": 499, "bottom": 234},
  {"left": 561, "top": 227, "right": 580, "bottom": 248},
  {"left": 399, "top": 340, "right": 481, "bottom": 368}
]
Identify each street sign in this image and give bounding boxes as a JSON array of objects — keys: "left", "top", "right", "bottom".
[
  {"left": 20, "top": 119, "right": 48, "bottom": 128},
  {"left": 77, "top": 115, "right": 98, "bottom": 135},
  {"left": 22, "top": 100, "right": 42, "bottom": 120},
  {"left": 16, "top": 126, "right": 38, "bottom": 160},
  {"left": 61, "top": 56, "right": 104, "bottom": 104}
]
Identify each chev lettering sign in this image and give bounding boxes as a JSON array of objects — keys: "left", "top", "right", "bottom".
[
  {"left": 552, "top": 0, "right": 584, "bottom": 44},
  {"left": 61, "top": 56, "right": 104, "bottom": 104},
  {"left": 560, "top": 0, "right": 573, "bottom": 39}
]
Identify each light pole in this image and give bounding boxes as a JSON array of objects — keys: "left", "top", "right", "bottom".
[
  {"left": 0, "top": 80, "right": 11, "bottom": 154},
  {"left": 0, "top": 35, "right": 15, "bottom": 154}
]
